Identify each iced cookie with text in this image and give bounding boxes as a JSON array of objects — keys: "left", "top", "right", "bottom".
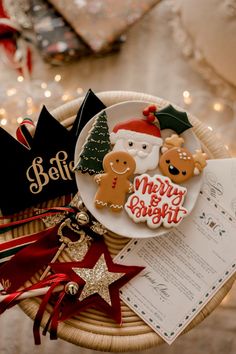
[{"left": 125, "top": 174, "right": 188, "bottom": 228}]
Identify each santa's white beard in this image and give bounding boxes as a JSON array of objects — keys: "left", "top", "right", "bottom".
[{"left": 112, "top": 139, "right": 161, "bottom": 174}]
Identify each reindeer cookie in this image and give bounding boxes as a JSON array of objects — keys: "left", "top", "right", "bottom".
[
  {"left": 159, "top": 134, "right": 207, "bottom": 184},
  {"left": 94, "top": 151, "right": 136, "bottom": 212}
]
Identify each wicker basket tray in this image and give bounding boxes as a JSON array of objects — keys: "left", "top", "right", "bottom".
[{"left": 4, "top": 91, "right": 236, "bottom": 352}]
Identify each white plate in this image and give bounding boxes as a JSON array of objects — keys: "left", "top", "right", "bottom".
[{"left": 74, "top": 101, "right": 203, "bottom": 238}]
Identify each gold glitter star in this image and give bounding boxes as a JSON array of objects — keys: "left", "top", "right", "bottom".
[{"left": 72, "top": 254, "right": 125, "bottom": 305}]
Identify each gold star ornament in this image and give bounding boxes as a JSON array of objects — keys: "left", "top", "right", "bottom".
[
  {"left": 51, "top": 240, "right": 144, "bottom": 323},
  {"left": 73, "top": 254, "right": 125, "bottom": 305}
]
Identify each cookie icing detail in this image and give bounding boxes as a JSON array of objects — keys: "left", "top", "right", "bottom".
[{"left": 125, "top": 174, "right": 188, "bottom": 228}]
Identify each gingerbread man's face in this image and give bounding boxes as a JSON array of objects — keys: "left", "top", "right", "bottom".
[
  {"left": 159, "top": 147, "right": 195, "bottom": 184},
  {"left": 103, "top": 151, "right": 136, "bottom": 178}
]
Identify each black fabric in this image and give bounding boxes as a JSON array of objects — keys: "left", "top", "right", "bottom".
[{"left": 0, "top": 89, "right": 106, "bottom": 214}]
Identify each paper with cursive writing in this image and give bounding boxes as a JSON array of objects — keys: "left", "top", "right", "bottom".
[
  {"left": 115, "top": 158, "right": 236, "bottom": 344},
  {"left": 202, "top": 158, "right": 236, "bottom": 217}
]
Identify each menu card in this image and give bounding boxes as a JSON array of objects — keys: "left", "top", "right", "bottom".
[{"left": 115, "top": 159, "right": 236, "bottom": 344}]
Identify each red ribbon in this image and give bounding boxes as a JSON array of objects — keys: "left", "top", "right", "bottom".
[
  {"left": 0, "top": 206, "right": 74, "bottom": 231},
  {"left": 0, "top": 273, "right": 66, "bottom": 312},
  {"left": 0, "top": 1, "right": 32, "bottom": 75},
  {"left": 32, "top": 275, "right": 69, "bottom": 344},
  {"left": 16, "top": 118, "right": 35, "bottom": 149},
  {"left": 0, "top": 226, "right": 60, "bottom": 293},
  {"left": 0, "top": 272, "right": 69, "bottom": 344},
  {"left": 0, "top": 205, "right": 74, "bottom": 292}
]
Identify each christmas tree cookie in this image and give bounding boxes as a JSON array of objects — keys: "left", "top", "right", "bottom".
[{"left": 74, "top": 111, "right": 111, "bottom": 175}]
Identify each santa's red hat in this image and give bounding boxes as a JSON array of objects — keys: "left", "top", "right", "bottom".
[{"left": 110, "top": 118, "right": 163, "bottom": 145}]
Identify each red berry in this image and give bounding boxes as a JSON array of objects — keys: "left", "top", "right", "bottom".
[
  {"left": 148, "top": 105, "right": 157, "bottom": 113},
  {"left": 143, "top": 107, "right": 149, "bottom": 116},
  {"left": 147, "top": 114, "right": 155, "bottom": 122}
]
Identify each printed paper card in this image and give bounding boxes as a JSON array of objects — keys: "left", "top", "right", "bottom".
[
  {"left": 115, "top": 159, "right": 236, "bottom": 344},
  {"left": 202, "top": 158, "right": 236, "bottom": 217}
]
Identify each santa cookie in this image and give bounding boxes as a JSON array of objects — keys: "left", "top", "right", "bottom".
[
  {"left": 110, "top": 107, "right": 163, "bottom": 174},
  {"left": 159, "top": 134, "right": 207, "bottom": 184},
  {"left": 94, "top": 151, "right": 136, "bottom": 212}
]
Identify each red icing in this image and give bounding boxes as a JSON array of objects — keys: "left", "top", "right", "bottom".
[
  {"left": 135, "top": 175, "right": 186, "bottom": 205},
  {"left": 142, "top": 108, "right": 150, "bottom": 116},
  {"left": 112, "top": 119, "right": 161, "bottom": 138},
  {"left": 125, "top": 174, "right": 188, "bottom": 228},
  {"left": 112, "top": 177, "right": 117, "bottom": 189},
  {"left": 148, "top": 105, "right": 157, "bottom": 113},
  {"left": 146, "top": 114, "right": 155, "bottom": 123}
]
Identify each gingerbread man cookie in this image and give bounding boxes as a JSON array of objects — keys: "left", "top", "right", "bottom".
[
  {"left": 159, "top": 134, "right": 207, "bottom": 184},
  {"left": 94, "top": 151, "right": 136, "bottom": 212}
]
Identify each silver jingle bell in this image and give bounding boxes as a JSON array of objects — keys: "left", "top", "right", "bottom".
[
  {"left": 65, "top": 281, "right": 79, "bottom": 295},
  {"left": 76, "top": 211, "right": 89, "bottom": 226}
]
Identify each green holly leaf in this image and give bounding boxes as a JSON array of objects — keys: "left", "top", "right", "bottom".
[{"left": 155, "top": 105, "right": 193, "bottom": 134}]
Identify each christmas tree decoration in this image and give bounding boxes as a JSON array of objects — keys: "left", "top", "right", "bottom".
[{"left": 74, "top": 110, "right": 111, "bottom": 175}]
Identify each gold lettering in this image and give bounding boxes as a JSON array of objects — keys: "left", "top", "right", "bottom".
[
  {"left": 26, "top": 157, "right": 49, "bottom": 194},
  {"left": 62, "top": 160, "right": 72, "bottom": 180},
  {"left": 48, "top": 166, "right": 60, "bottom": 180},
  {"left": 50, "top": 151, "right": 68, "bottom": 180},
  {"left": 26, "top": 151, "right": 75, "bottom": 195},
  {"left": 69, "top": 160, "right": 74, "bottom": 172}
]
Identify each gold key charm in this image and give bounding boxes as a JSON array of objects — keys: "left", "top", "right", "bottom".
[{"left": 40, "top": 213, "right": 91, "bottom": 280}]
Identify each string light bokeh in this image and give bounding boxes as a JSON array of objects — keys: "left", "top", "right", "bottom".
[
  {"left": 1, "top": 75, "right": 236, "bottom": 156},
  {"left": 178, "top": 90, "right": 236, "bottom": 155},
  {"left": 0, "top": 73, "right": 84, "bottom": 135}
]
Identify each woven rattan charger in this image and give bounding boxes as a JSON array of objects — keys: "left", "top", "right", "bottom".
[{"left": 7, "top": 91, "right": 236, "bottom": 352}]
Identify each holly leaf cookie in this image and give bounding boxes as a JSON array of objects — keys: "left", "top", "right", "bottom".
[{"left": 155, "top": 105, "right": 193, "bottom": 134}]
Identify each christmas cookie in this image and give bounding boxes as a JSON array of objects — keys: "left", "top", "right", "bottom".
[
  {"left": 75, "top": 100, "right": 204, "bottom": 238},
  {"left": 94, "top": 151, "right": 136, "bottom": 212},
  {"left": 159, "top": 134, "right": 207, "bottom": 184},
  {"left": 125, "top": 174, "right": 188, "bottom": 228},
  {"left": 74, "top": 111, "right": 111, "bottom": 175},
  {"left": 110, "top": 110, "right": 163, "bottom": 175}
]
